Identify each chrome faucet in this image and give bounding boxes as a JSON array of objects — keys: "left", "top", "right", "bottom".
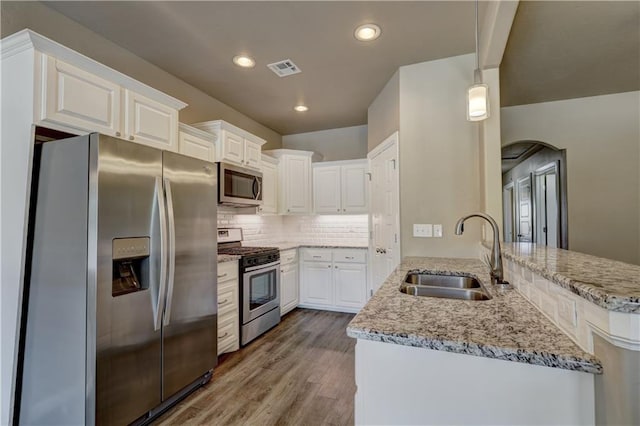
[{"left": 455, "top": 212, "right": 507, "bottom": 285}]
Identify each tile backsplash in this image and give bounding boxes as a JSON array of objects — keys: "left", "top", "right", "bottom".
[{"left": 217, "top": 207, "right": 368, "bottom": 246}]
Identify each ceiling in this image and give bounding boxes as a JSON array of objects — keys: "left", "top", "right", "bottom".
[
  {"left": 42, "top": 1, "right": 640, "bottom": 135},
  {"left": 43, "top": 1, "right": 486, "bottom": 135},
  {"left": 500, "top": 1, "right": 640, "bottom": 107}
]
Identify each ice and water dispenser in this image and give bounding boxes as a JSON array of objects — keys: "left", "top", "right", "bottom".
[{"left": 112, "top": 237, "right": 150, "bottom": 296}]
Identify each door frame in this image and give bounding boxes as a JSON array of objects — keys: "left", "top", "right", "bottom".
[
  {"left": 502, "top": 182, "right": 515, "bottom": 243},
  {"left": 367, "top": 131, "right": 401, "bottom": 298},
  {"left": 515, "top": 174, "right": 533, "bottom": 243},
  {"left": 533, "top": 161, "right": 563, "bottom": 248}
]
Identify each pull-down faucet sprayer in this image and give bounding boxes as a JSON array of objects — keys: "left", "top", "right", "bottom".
[{"left": 455, "top": 212, "right": 508, "bottom": 285}]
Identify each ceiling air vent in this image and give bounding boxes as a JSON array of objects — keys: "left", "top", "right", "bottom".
[{"left": 267, "top": 59, "right": 301, "bottom": 77}]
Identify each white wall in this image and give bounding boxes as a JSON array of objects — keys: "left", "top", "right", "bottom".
[
  {"left": 501, "top": 91, "right": 640, "bottom": 265},
  {"left": 368, "top": 70, "right": 400, "bottom": 152},
  {"left": 398, "top": 54, "right": 483, "bottom": 257},
  {"left": 282, "top": 125, "right": 367, "bottom": 161}
]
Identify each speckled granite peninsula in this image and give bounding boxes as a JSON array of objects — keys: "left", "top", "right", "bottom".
[
  {"left": 347, "top": 257, "right": 602, "bottom": 374},
  {"left": 499, "top": 243, "right": 640, "bottom": 313}
]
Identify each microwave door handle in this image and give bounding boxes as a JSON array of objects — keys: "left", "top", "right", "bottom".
[
  {"left": 254, "top": 177, "right": 262, "bottom": 200},
  {"left": 153, "top": 177, "right": 168, "bottom": 331},
  {"left": 163, "top": 178, "right": 177, "bottom": 327}
]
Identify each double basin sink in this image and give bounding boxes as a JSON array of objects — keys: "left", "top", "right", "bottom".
[{"left": 399, "top": 272, "right": 491, "bottom": 301}]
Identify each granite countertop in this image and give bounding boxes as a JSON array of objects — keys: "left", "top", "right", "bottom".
[
  {"left": 347, "top": 257, "right": 602, "bottom": 374},
  {"left": 499, "top": 243, "right": 640, "bottom": 313},
  {"left": 217, "top": 254, "right": 241, "bottom": 263}
]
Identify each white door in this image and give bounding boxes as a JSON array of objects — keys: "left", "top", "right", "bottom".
[
  {"left": 222, "top": 131, "right": 244, "bottom": 165},
  {"left": 285, "top": 156, "right": 311, "bottom": 213},
  {"left": 502, "top": 182, "right": 515, "bottom": 243},
  {"left": 259, "top": 161, "right": 278, "bottom": 214},
  {"left": 313, "top": 166, "right": 342, "bottom": 213},
  {"left": 124, "top": 90, "right": 178, "bottom": 151},
  {"left": 534, "top": 163, "right": 560, "bottom": 248},
  {"left": 301, "top": 262, "right": 333, "bottom": 306},
  {"left": 334, "top": 262, "right": 367, "bottom": 309},
  {"left": 243, "top": 140, "right": 262, "bottom": 169},
  {"left": 341, "top": 163, "right": 368, "bottom": 214},
  {"left": 280, "top": 263, "right": 298, "bottom": 316},
  {"left": 516, "top": 175, "right": 533, "bottom": 243},
  {"left": 368, "top": 132, "right": 401, "bottom": 295}
]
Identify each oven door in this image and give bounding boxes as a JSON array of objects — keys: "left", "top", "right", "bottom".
[
  {"left": 242, "top": 261, "right": 280, "bottom": 324},
  {"left": 219, "top": 162, "right": 263, "bottom": 206}
]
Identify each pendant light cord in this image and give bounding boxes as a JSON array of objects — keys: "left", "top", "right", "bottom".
[{"left": 474, "top": 0, "right": 480, "bottom": 81}]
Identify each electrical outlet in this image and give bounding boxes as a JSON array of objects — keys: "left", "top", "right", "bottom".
[
  {"left": 433, "top": 224, "right": 443, "bottom": 238},
  {"left": 413, "top": 224, "right": 433, "bottom": 238}
]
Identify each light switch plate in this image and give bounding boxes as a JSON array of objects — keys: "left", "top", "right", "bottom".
[
  {"left": 413, "top": 224, "right": 433, "bottom": 238},
  {"left": 433, "top": 224, "right": 443, "bottom": 238}
]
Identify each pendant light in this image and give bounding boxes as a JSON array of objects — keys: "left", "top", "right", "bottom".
[{"left": 467, "top": 0, "right": 489, "bottom": 121}]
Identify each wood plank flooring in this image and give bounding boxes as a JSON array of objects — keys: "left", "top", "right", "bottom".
[{"left": 154, "top": 309, "right": 356, "bottom": 426}]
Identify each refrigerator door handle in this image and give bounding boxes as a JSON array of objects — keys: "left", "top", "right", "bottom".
[
  {"left": 163, "top": 178, "right": 177, "bottom": 326},
  {"left": 154, "top": 177, "right": 169, "bottom": 331}
]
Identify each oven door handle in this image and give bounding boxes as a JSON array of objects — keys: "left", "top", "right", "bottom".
[{"left": 244, "top": 260, "right": 280, "bottom": 273}]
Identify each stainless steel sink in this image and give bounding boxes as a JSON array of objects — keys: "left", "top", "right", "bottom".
[
  {"left": 404, "top": 272, "right": 481, "bottom": 289},
  {"left": 400, "top": 272, "right": 491, "bottom": 301}
]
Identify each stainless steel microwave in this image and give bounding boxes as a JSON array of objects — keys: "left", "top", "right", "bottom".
[{"left": 218, "top": 162, "right": 263, "bottom": 206}]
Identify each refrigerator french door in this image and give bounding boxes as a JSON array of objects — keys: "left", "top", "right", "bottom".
[{"left": 18, "top": 134, "right": 217, "bottom": 425}]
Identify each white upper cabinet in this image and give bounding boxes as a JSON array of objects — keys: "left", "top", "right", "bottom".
[
  {"left": 313, "top": 159, "right": 368, "bottom": 214},
  {"left": 191, "top": 120, "right": 266, "bottom": 170},
  {"left": 313, "top": 165, "right": 342, "bottom": 213},
  {"left": 178, "top": 123, "right": 215, "bottom": 162},
  {"left": 264, "top": 149, "right": 316, "bottom": 215},
  {"left": 259, "top": 154, "right": 279, "bottom": 214},
  {"left": 40, "top": 56, "right": 121, "bottom": 136},
  {"left": 35, "top": 52, "right": 185, "bottom": 151},
  {"left": 124, "top": 90, "right": 178, "bottom": 151}
]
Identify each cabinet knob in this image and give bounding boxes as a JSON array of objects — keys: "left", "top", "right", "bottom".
[
  {"left": 327, "top": 265, "right": 331, "bottom": 268},
  {"left": 335, "top": 266, "right": 338, "bottom": 269},
  {"left": 115, "top": 131, "right": 121, "bottom": 137},
  {"left": 343, "top": 209, "right": 346, "bottom": 212},
  {"left": 129, "top": 136, "right": 135, "bottom": 141},
  {"left": 337, "top": 209, "right": 340, "bottom": 212}
]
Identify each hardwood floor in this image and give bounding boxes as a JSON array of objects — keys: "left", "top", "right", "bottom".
[{"left": 154, "top": 309, "right": 356, "bottom": 426}]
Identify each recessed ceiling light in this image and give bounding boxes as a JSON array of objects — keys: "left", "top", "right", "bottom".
[
  {"left": 354, "top": 24, "right": 381, "bottom": 41},
  {"left": 294, "top": 105, "right": 309, "bottom": 112},
  {"left": 233, "top": 55, "right": 255, "bottom": 68}
]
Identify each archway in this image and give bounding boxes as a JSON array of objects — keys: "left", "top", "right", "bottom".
[{"left": 501, "top": 141, "right": 568, "bottom": 249}]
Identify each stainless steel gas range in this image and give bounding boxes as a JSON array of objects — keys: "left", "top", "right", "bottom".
[{"left": 218, "top": 229, "right": 280, "bottom": 345}]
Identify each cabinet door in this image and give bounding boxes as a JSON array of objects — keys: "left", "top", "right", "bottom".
[
  {"left": 221, "top": 131, "right": 244, "bottom": 165},
  {"left": 243, "top": 140, "right": 262, "bottom": 170},
  {"left": 285, "top": 156, "right": 311, "bottom": 214},
  {"left": 42, "top": 56, "right": 121, "bottom": 136},
  {"left": 124, "top": 90, "right": 178, "bottom": 151},
  {"left": 341, "top": 163, "right": 368, "bottom": 213},
  {"left": 259, "top": 161, "right": 278, "bottom": 214},
  {"left": 314, "top": 166, "right": 342, "bottom": 214},
  {"left": 178, "top": 131, "right": 215, "bottom": 161},
  {"left": 334, "top": 262, "right": 367, "bottom": 309},
  {"left": 301, "top": 262, "right": 333, "bottom": 306},
  {"left": 280, "top": 264, "right": 299, "bottom": 316}
]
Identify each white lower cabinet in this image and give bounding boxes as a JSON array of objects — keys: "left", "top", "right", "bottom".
[
  {"left": 279, "top": 249, "right": 299, "bottom": 316},
  {"left": 300, "top": 248, "right": 367, "bottom": 313},
  {"left": 217, "top": 261, "right": 240, "bottom": 356}
]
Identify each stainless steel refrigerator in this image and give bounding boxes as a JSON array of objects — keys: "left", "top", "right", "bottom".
[{"left": 18, "top": 134, "right": 218, "bottom": 425}]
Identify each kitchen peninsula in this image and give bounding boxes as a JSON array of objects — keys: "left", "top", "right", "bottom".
[{"left": 348, "top": 246, "right": 640, "bottom": 425}]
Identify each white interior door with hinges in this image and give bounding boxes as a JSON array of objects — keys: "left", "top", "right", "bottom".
[{"left": 368, "top": 132, "right": 401, "bottom": 297}]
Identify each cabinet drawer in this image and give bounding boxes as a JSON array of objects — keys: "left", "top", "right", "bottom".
[
  {"left": 333, "top": 249, "right": 366, "bottom": 263},
  {"left": 280, "top": 249, "right": 298, "bottom": 265},
  {"left": 217, "top": 317, "right": 238, "bottom": 355},
  {"left": 217, "top": 261, "right": 239, "bottom": 283},
  {"left": 218, "top": 286, "right": 237, "bottom": 317},
  {"left": 302, "top": 249, "right": 332, "bottom": 262}
]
